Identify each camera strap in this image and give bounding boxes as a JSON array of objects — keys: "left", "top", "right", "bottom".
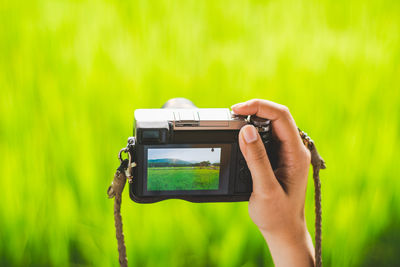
[
  {"left": 107, "top": 139, "right": 136, "bottom": 267},
  {"left": 107, "top": 132, "right": 326, "bottom": 267},
  {"left": 299, "top": 129, "right": 326, "bottom": 267}
]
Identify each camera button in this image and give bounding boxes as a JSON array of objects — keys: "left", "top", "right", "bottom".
[{"left": 177, "top": 111, "right": 195, "bottom": 121}]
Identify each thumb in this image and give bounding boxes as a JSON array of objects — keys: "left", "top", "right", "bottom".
[{"left": 239, "top": 125, "right": 281, "bottom": 195}]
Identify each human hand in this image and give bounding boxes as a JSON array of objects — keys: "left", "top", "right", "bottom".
[{"left": 232, "top": 99, "right": 315, "bottom": 267}]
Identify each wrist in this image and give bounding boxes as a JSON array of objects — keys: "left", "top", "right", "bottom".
[
  {"left": 260, "top": 220, "right": 309, "bottom": 245},
  {"left": 260, "top": 223, "right": 315, "bottom": 267}
]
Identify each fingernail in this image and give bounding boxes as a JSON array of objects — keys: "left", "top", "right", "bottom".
[
  {"left": 243, "top": 125, "right": 258, "bottom": 143},
  {"left": 231, "top": 103, "right": 244, "bottom": 109}
]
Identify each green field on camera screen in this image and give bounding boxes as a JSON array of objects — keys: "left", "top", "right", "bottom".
[{"left": 147, "top": 166, "right": 220, "bottom": 191}]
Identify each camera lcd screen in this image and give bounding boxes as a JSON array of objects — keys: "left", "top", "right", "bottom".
[{"left": 147, "top": 147, "right": 221, "bottom": 191}]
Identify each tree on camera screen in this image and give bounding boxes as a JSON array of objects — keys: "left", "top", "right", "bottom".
[{"left": 147, "top": 147, "right": 221, "bottom": 191}]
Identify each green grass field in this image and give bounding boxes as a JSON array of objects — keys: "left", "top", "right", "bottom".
[
  {"left": 147, "top": 166, "right": 220, "bottom": 191},
  {"left": 1, "top": 0, "right": 399, "bottom": 266}
]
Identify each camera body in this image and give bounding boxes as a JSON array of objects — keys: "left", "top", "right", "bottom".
[{"left": 129, "top": 107, "right": 279, "bottom": 203}]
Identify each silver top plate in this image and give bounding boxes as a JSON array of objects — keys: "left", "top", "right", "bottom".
[{"left": 134, "top": 108, "right": 248, "bottom": 130}]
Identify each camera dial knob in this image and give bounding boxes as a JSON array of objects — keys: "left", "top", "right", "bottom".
[{"left": 249, "top": 115, "right": 271, "bottom": 132}]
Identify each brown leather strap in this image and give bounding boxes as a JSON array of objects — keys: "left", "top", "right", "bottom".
[
  {"left": 311, "top": 149, "right": 324, "bottom": 267},
  {"left": 300, "top": 130, "right": 326, "bottom": 267},
  {"left": 108, "top": 166, "right": 128, "bottom": 267}
]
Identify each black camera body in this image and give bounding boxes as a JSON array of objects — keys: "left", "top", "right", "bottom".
[{"left": 129, "top": 101, "right": 279, "bottom": 203}]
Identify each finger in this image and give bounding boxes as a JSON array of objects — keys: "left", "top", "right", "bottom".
[
  {"left": 232, "top": 99, "right": 304, "bottom": 151},
  {"left": 239, "top": 125, "right": 282, "bottom": 195}
]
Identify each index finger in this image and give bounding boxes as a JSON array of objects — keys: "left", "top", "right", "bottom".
[{"left": 231, "top": 99, "right": 303, "bottom": 150}]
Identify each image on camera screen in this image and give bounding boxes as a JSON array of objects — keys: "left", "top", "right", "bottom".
[{"left": 147, "top": 147, "right": 221, "bottom": 191}]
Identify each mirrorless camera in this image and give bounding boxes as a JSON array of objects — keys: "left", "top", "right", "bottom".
[{"left": 129, "top": 98, "right": 279, "bottom": 203}]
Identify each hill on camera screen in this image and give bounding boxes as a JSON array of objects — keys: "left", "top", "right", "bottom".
[{"left": 147, "top": 147, "right": 221, "bottom": 191}]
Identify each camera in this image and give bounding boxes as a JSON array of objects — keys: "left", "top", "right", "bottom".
[{"left": 129, "top": 98, "right": 279, "bottom": 203}]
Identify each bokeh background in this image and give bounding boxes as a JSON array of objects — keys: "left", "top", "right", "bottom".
[{"left": 1, "top": 0, "right": 399, "bottom": 266}]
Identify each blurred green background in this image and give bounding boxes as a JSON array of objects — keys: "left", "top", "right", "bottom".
[{"left": 1, "top": 0, "right": 399, "bottom": 266}]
